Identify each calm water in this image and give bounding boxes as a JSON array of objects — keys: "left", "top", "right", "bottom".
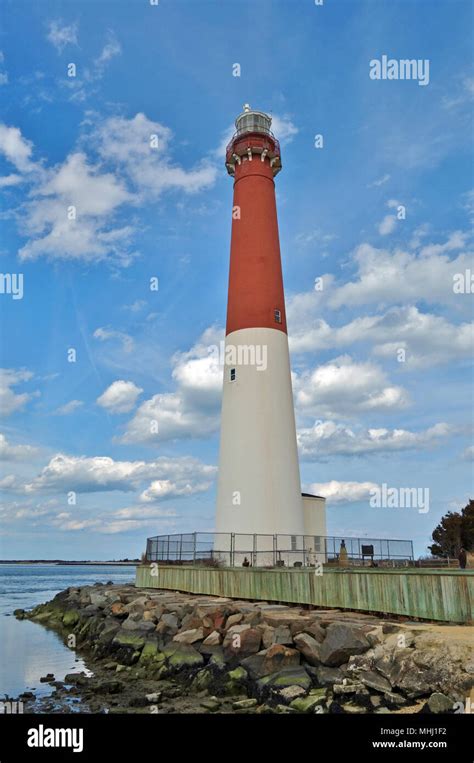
[{"left": 0, "top": 564, "right": 135, "bottom": 700}]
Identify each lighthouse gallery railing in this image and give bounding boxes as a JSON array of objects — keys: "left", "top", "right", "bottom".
[{"left": 145, "top": 532, "right": 414, "bottom": 568}]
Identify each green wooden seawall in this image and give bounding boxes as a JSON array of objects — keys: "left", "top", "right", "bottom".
[{"left": 136, "top": 565, "right": 474, "bottom": 623}]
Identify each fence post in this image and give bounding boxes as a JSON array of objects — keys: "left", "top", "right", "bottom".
[
  {"left": 193, "top": 533, "right": 197, "bottom": 565},
  {"left": 230, "top": 533, "right": 235, "bottom": 567}
]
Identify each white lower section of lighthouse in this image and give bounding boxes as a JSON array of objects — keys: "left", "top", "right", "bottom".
[{"left": 215, "top": 326, "right": 305, "bottom": 537}]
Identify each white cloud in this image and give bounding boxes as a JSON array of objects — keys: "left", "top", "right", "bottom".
[
  {"left": 287, "top": 234, "right": 473, "bottom": 343},
  {"left": 93, "top": 327, "right": 135, "bottom": 353},
  {"left": 329, "top": 235, "right": 471, "bottom": 309},
  {"left": 25, "top": 453, "right": 216, "bottom": 495},
  {"left": 462, "top": 445, "right": 474, "bottom": 461},
  {"left": 0, "top": 368, "right": 37, "bottom": 417},
  {"left": 270, "top": 114, "right": 299, "bottom": 143},
  {"left": 290, "top": 306, "right": 474, "bottom": 368},
  {"left": 378, "top": 214, "right": 396, "bottom": 235},
  {"left": 121, "top": 327, "right": 223, "bottom": 443},
  {"left": 307, "top": 480, "right": 378, "bottom": 504},
  {"left": 368, "top": 174, "right": 390, "bottom": 188},
  {"left": 55, "top": 400, "right": 83, "bottom": 415},
  {"left": 298, "top": 420, "right": 453, "bottom": 460},
  {"left": 9, "top": 114, "right": 219, "bottom": 263},
  {"left": 93, "top": 113, "right": 217, "bottom": 197},
  {"left": 295, "top": 229, "right": 337, "bottom": 246},
  {"left": 294, "top": 356, "right": 409, "bottom": 418},
  {"left": 97, "top": 380, "right": 143, "bottom": 414},
  {"left": 140, "top": 478, "right": 212, "bottom": 502},
  {"left": 0, "top": 174, "right": 22, "bottom": 187},
  {"left": 18, "top": 152, "right": 134, "bottom": 263},
  {"left": 0, "top": 433, "right": 38, "bottom": 460},
  {"left": 123, "top": 300, "right": 147, "bottom": 313},
  {"left": 95, "top": 31, "right": 121, "bottom": 68},
  {"left": 49, "top": 505, "right": 177, "bottom": 534},
  {"left": 47, "top": 20, "right": 78, "bottom": 53},
  {"left": 0, "top": 124, "right": 35, "bottom": 172}
]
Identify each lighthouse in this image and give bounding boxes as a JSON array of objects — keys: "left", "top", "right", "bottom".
[{"left": 215, "top": 105, "right": 307, "bottom": 545}]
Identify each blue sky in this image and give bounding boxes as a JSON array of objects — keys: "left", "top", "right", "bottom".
[{"left": 0, "top": 0, "right": 472, "bottom": 559}]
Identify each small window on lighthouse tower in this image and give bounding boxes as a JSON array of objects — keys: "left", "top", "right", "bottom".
[
  {"left": 230, "top": 368, "right": 236, "bottom": 382},
  {"left": 274, "top": 308, "right": 282, "bottom": 323}
]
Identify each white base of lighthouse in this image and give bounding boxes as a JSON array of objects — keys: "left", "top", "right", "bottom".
[{"left": 215, "top": 326, "right": 304, "bottom": 537}]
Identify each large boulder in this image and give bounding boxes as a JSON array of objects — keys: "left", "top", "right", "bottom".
[
  {"left": 319, "top": 624, "right": 371, "bottom": 667},
  {"left": 223, "top": 625, "right": 261, "bottom": 658},
  {"left": 262, "top": 644, "right": 300, "bottom": 675},
  {"left": 223, "top": 666, "right": 249, "bottom": 696},
  {"left": 302, "top": 622, "right": 326, "bottom": 643},
  {"left": 290, "top": 688, "right": 327, "bottom": 713},
  {"left": 112, "top": 630, "right": 146, "bottom": 651},
  {"left": 202, "top": 630, "right": 221, "bottom": 647},
  {"left": 241, "top": 645, "right": 300, "bottom": 679},
  {"left": 257, "top": 667, "right": 312, "bottom": 703},
  {"left": 293, "top": 633, "right": 322, "bottom": 666},
  {"left": 173, "top": 628, "right": 204, "bottom": 644},
  {"left": 226, "top": 613, "right": 243, "bottom": 628},
  {"left": 359, "top": 670, "right": 392, "bottom": 694},
  {"left": 62, "top": 610, "right": 80, "bottom": 627},
  {"left": 110, "top": 602, "right": 127, "bottom": 618},
  {"left": 122, "top": 617, "right": 155, "bottom": 633},
  {"left": 162, "top": 642, "right": 204, "bottom": 671},
  {"left": 316, "top": 665, "right": 346, "bottom": 686}
]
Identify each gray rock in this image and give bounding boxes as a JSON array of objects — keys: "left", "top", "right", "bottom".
[
  {"left": 302, "top": 622, "right": 326, "bottom": 643},
  {"left": 278, "top": 685, "right": 307, "bottom": 703},
  {"left": 173, "top": 627, "right": 204, "bottom": 644},
  {"left": 261, "top": 627, "right": 276, "bottom": 649},
  {"left": 427, "top": 692, "right": 454, "bottom": 714},
  {"left": 226, "top": 613, "right": 243, "bottom": 628},
  {"left": 333, "top": 682, "right": 365, "bottom": 695},
  {"left": 89, "top": 592, "right": 109, "bottom": 608},
  {"left": 241, "top": 645, "right": 300, "bottom": 679},
  {"left": 162, "top": 642, "right": 204, "bottom": 670},
  {"left": 384, "top": 691, "right": 407, "bottom": 707},
  {"left": 316, "top": 666, "right": 345, "bottom": 686},
  {"left": 341, "top": 703, "right": 366, "bottom": 714},
  {"left": 273, "top": 625, "right": 293, "bottom": 645},
  {"left": 121, "top": 617, "right": 155, "bottom": 632},
  {"left": 233, "top": 698, "right": 258, "bottom": 710},
  {"left": 161, "top": 613, "right": 179, "bottom": 630},
  {"left": 359, "top": 670, "right": 392, "bottom": 693},
  {"left": 293, "top": 633, "right": 322, "bottom": 666},
  {"left": 202, "top": 630, "right": 221, "bottom": 646},
  {"left": 261, "top": 666, "right": 312, "bottom": 694},
  {"left": 319, "top": 624, "right": 371, "bottom": 667},
  {"left": 201, "top": 697, "right": 220, "bottom": 712}
]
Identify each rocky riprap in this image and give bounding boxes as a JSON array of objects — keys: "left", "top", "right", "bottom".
[{"left": 13, "top": 583, "right": 474, "bottom": 715}]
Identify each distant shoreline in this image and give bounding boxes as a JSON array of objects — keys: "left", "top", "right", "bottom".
[{"left": 0, "top": 560, "right": 140, "bottom": 566}]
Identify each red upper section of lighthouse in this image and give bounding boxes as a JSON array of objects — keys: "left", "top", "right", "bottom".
[{"left": 225, "top": 107, "right": 288, "bottom": 337}]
